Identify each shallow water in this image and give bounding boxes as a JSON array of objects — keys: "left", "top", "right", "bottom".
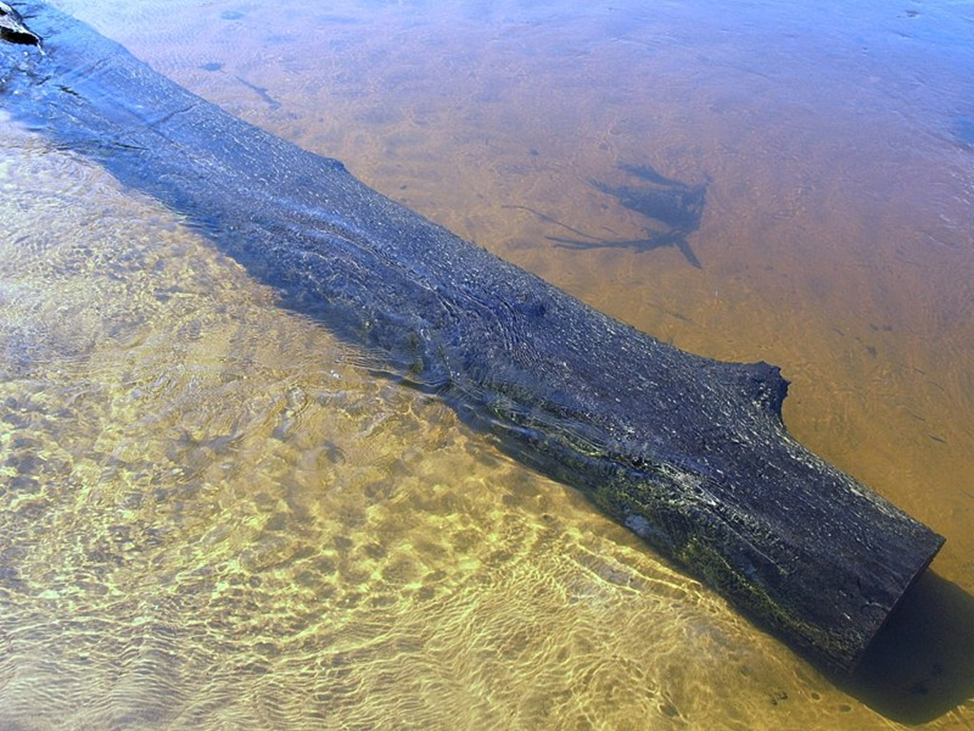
[{"left": 2, "top": 0, "right": 973, "bottom": 728}]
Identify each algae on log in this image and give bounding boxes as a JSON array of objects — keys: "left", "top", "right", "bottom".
[{"left": 0, "top": 1, "right": 944, "bottom": 670}]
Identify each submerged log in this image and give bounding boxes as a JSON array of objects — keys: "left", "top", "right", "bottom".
[{"left": 1, "top": 2, "right": 943, "bottom": 670}]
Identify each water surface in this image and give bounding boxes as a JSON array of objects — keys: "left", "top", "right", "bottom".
[{"left": 2, "top": 0, "right": 973, "bottom": 728}]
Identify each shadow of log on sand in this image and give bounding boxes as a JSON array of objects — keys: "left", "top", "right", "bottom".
[{"left": 834, "top": 571, "right": 974, "bottom": 724}]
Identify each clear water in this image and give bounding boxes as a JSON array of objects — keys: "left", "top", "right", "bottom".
[{"left": 2, "top": 0, "right": 973, "bottom": 728}]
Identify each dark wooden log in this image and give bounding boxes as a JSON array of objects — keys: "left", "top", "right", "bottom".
[
  {"left": 0, "top": 2, "right": 39, "bottom": 45},
  {"left": 1, "top": 1, "right": 944, "bottom": 670}
]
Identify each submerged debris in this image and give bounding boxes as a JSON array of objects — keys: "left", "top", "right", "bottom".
[
  {"left": 551, "top": 163, "right": 706, "bottom": 268},
  {"left": 508, "top": 163, "right": 706, "bottom": 268}
]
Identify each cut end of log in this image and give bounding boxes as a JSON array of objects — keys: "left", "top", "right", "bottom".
[{"left": 851, "top": 531, "right": 945, "bottom": 672}]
